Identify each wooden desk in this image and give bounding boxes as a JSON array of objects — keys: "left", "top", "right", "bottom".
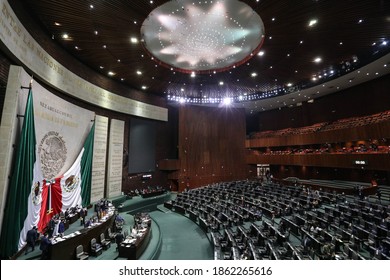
[
  {"left": 48, "top": 214, "right": 114, "bottom": 260},
  {"left": 118, "top": 226, "right": 151, "bottom": 259},
  {"left": 141, "top": 190, "right": 166, "bottom": 198}
]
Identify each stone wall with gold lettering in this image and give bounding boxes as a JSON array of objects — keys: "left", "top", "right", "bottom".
[
  {"left": 0, "top": 0, "right": 167, "bottom": 122},
  {"left": 107, "top": 119, "right": 124, "bottom": 198},
  {"left": 91, "top": 115, "right": 108, "bottom": 203},
  {"left": 0, "top": 66, "right": 28, "bottom": 231}
]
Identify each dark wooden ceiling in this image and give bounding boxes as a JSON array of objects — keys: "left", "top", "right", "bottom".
[{"left": 15, "top": 0, "right": 390, "bottom": 107}]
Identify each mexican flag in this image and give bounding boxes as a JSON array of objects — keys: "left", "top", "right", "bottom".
[
  {"left": 0, "top": 86, "right": 95, "bottom": 258},
  {"left": 34, "top": 123, "right": 95, "bottom": 245},
  {"left": 0, "top": 88, "right": 38, "bottom": 258}
]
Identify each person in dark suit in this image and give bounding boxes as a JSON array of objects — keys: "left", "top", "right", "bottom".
[
  {"left": 39, "top": 233, "right": 51, "bottom": 259},
  {"left": 25, "top": 226, "right": 38, "bottom": 254},
  {"left": 303, "top": 235, "right": 311, "bottom": 254},
  {"left": 58, "top": 219, "right": 65, "bottom": 237},
  {"left": 115, "top": 231, "right": 124, "bottom": 251},
  {"left": 47, "top": 217, "right": 56, "bottom": 238}
]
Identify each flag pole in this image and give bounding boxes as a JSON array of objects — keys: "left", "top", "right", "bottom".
[{"left": 20, "top": 76, "right": 33, "bottom": 90}]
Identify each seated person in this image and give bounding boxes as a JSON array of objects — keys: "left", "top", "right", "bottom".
[
  {"left": 84, "top": 218, "right": 93, "bottom": 228},
  {"left": 131, "top": 227, "right": 138, "bottom": 237}
]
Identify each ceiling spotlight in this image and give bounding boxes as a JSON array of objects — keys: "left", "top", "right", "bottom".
[
  {"left": 190, "top": 72, "right": 196, "bottom": 78},
  {"left": 136, "top": 70, "right": 142, "bottom": 75},
  {"left": 251, "top": 72, "right": 257, "bottom": 77},
  {"left": 313, "top": 57, "right": 322, "bottom": 63},
  {"left": 142, "top": 85, "right": 147, "bottom": 90},
  {"left": 108, "top": 71, "right": 115, "bottom": 76},
  {"left": 61, "top": 33, "right": 69, "bottom": 39},
  {"left": 258, "top": 51, "right": 265, "bottom": 56},
  {"left": 308, "top": 19, "right": 318, "bottom": 27},
  {"left": 130, "top": 37, "right": 138, "bottom": 43},
  {"left": 287, "top": 83, "right": 293, "bottom": 87},
  {"left": 219, "top": 81, "right": 224, "bottom": 86}
]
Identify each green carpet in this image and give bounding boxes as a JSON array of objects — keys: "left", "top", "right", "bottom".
[{"left": 150, "top": 211, "right": 213, "bottom": 260}]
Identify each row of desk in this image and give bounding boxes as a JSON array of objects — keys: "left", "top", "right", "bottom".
[
  {"left": 118, "top": 213, "right": 152, "bottom": 260},
  {"left": 49, "top": 213, "right": 114, "bottom": 259}
]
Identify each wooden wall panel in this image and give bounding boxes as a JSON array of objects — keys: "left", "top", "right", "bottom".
[
  {"left": 247, "top": 153, "right": 390, "bottom": 171},
  {"left": 270, "top": 165, "right": 390, "bottom": 185},
  {"left": 246, "top": 120, "right": 390, "bottom": 148},
  {"left": 250, "top": 74, "right": 390, "bottom": 134},
  {"left": 178, "top": 106, "right": 248, "bottom": 190}
]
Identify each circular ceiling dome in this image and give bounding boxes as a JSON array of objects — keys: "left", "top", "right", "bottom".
[{"left": 141, "top": 0, "right": 265, "bottom": 74}]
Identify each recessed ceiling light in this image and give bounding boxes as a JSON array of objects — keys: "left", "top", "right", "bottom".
[
  {"left": 287, "top": 83, "right": 293, "bottom": 87},
  {"left": 251, "top": 72, "right": 257, "bottom": 77},
  {"left": 190, "top": 72, "right": 196, "bottom": 77},
  {"left": 258, "top": 51, "right": 265, "bottom": 56},
  {"left": 54, "top": 22, "right": 61, "bottom": 26},
  {"left": 89, "top": 4, "right": 94, "bottom": 9},
  {"left": 108, "top": 71, "right": 115, "bottom": 76},
  {"left": 136, "top": 70, "right": 142, "bottom": 75},
  {"left": 99, "top": 66, "right": 104, "bottom": 69},
  {"left": 314, "top": 57, "right": 322, "bottom": 63},
  {"left": 308, "top": 19, "right": 318, "bottom": 27},
  {"left": 130, "top": 37, "right": 138, "bottom": 43},
  {"left": 94, "top": 30, "right": 98, "bottom": 35},
  {"left": 142, "top": 86, "right": 147, "bottom": 90},
  {"left": 358, "top": 19, "right": 364, "bottom": 24},
  {"left": 61, "top": 33, "right": 69, "bottom": 39},
  {"left": 219, "top": 81, "right": 224, "bottom": 85}
]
